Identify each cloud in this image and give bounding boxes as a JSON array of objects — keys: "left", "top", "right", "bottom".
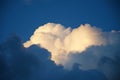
[
  {"left": 23, "top": 23, "right": 120, "bottom": 80},
  {"left": 68, "top": 43, "right": 120, "bottom": 80},
  {"left": 23, "top": 0, "right": 32, "bottom": 5},
  {"left": 24, "top": 23, "right": 106, "bottom": 65}
]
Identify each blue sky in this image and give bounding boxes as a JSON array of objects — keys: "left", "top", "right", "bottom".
[
  {"left": 0, "top": 0, "right": 120, "bottom": 42},
  {"left": 0, "top": 0, "right": 120, "bottom": 80}
]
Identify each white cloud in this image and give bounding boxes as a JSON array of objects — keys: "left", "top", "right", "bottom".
[
  {"left": 23, "top": 23, "right": 120, "bottom": 80},
  {"left": 24, "top": 23, "right": 106, "bottom": 65}
]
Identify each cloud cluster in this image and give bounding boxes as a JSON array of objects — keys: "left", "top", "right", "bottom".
[
  {"left": 24, "top": 23, "right": 106, "bottom": 65},
  {"left": 24, "top": 23, "right": 120, "bottom": 80}
]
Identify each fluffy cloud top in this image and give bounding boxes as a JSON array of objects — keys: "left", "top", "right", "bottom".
[{"left": 24, "top": 23, "right": 106, "bottom": 65}]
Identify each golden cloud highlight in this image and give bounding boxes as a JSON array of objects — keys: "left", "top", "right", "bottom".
[{"left": 23, "top": 23, "right": 106, "bottom": 67}]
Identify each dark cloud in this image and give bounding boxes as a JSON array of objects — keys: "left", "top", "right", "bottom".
[{"left": 0, "top": 35, "right": 107, "bottom": 80}]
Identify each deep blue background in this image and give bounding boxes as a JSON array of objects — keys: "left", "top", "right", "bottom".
[{"left": 0, "top": 0, "right": 120, "bottom": 42}]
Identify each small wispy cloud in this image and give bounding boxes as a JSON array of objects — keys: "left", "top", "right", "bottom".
[{"left": 23, "top": 0, "right": 32, "bottom": 5}]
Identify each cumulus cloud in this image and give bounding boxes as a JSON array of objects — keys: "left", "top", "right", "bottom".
[
  {"left": 24, "top": 23, "right": 106, "bottom": 66},
  {"left": 23, "top": 23, "right": 120, "bottom": 80}
]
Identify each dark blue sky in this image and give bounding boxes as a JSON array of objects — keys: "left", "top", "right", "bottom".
[{"left": 0, "top": 0, "right": 120, "bottom": 42}]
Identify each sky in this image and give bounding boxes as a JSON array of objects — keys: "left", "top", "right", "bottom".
[
  {"left": 0, "top": 0, "right": 120, "bottom": 80},
  {"left": 0, "top": 0, "right": 120, "bottom": 42}
]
